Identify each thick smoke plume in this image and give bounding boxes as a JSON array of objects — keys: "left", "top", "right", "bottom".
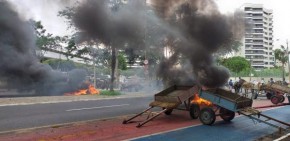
[
  {"left": 151, "top": 0, "right": 244, "bottom": 87},
  {"left": 73, "top": 0, "right": 146, "bottom": 46},
  {"left": 72, "top": 0, "right": 244, "bottom": 88},
  {"left": 0, "top": 1, "right": 86, "bottom": 95}
]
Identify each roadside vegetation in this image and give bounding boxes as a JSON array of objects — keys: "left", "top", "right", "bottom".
[{"left": 100, "top": 90, "right": 122, "bottom": 96}]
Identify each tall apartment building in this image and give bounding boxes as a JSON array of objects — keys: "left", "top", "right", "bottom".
[{"left": 239, "top": 4, "right": 274, "bottom": 70}]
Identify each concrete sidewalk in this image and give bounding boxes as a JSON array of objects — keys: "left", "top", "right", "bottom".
[{"left": 0, "top": 91, "right": 149, "bottom": 106}]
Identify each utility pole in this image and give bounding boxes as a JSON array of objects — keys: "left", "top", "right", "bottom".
[
  {"left": 93, "top": 60, "right": 96, "bottom": 88},
  {"left": 249, "top": 56, "right": 252, "bottom": 81},
  {"left": 287, "top": 39, "right": 290, "bottom": 83}
]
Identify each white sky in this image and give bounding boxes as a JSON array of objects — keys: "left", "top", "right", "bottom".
[
  {"left": 8, "top": 0, "right": 290, "bottom": 48},
  {"left": 216, "top": 0, "right": 290, "bottom": 47}
]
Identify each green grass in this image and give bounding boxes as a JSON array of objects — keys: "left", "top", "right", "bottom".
[{"left": 100, "top": 90, "right": 122, "bottom": 96}]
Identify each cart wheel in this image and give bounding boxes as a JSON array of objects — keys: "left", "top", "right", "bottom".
[
  {"left": 219, "top": 107, "right": 235, "bottom": 122},
  {"left": 270, "top": 95, "right": 280, "bottom": 105},
  {"left": 279, "top": 95, "right": 285, "bottom": 103},
  {"left": 199, "top": 108, "right": 216, "bottom": 125},
  {"left": 266, "top": 92, "right": 273, "bottom": 100},
  {"left": 164, "top": 109, "right": 173, "bottom": 115},
  {"left": 189, "top": 104, "right": 200, "bottom": 119}
]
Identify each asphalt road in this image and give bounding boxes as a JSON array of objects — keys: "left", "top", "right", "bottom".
[
  {"left": 132, "top": 106, "right": 290, "bottom": 141},
  {"left": 0, "top": 96, "right": 153, "bottom": 132}
]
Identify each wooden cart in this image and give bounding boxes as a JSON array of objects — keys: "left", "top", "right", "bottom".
[
  {"left": 196, "top": 86, "right": 290, "bottom": 131},
  {"left": 195, "top": 87, "right": 253, "bottom": 125},
  {"left": 260, "top": 84, "right": 290, "bottom": 104},
  {"left": 122, "top": 85, "right": 198, "bottom": 127}
]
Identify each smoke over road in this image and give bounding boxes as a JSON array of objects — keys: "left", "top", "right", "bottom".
[
  {"left": 72, "top": 0, "right": 244, "bottom": 88},
  {"left": 0, "top": 0, "right": 245, "bottom": 96},
  {"left": 0, "top": 1, "right": 86, "bottom": 96}
]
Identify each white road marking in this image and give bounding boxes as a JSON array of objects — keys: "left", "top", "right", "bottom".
[{"left": 66, "top": 104, "right": 130, "bottom": 112}]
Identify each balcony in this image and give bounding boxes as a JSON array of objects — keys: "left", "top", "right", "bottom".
[
  {"left": 252, "top": 16, "right": 263, "bottom": 20},
  {"left": 252, "top": 58, "right": 265, "bottom": 62},
  {"left": 245, "top": 53, "right": 265, "bottom": 55},
  {"left": 245, "top": 35, "right": 253, "bottom": 38},
  {"left": 252, "top": 42, "right": 264, "bottom": 45}
]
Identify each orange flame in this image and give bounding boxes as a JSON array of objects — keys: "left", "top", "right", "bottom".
[
  {"left": 191, "top": 94, "right": 212, "bottom": 106},
  {"left": 88, "top": 84, "right": 99, "bottom": 94},
  {"left": 65, "top": 84, "right": 100, "bottom": 96}
]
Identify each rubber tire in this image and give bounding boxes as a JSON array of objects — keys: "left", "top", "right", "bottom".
[
  {"left": 271, "top": 95, "right": 280, "bottom": 105},
  {"left": 266, "top": 92, "right": 273, "bottom": 100},
  {"left": 189, "top": 104, "right": 200, "bottom": 119},
  {"left": 279, "top": 95, "right": 285, "bottom": 103},
  {"left": 199, "top": 108, "right": 216, "bottom": 125},
  {"left": 219, "top": 107, "right": 235, "bottom": 122},
  {"left": 164, "top": 109, "right": 173, "bottom": 115}
]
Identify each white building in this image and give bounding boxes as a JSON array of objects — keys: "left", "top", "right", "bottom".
[{"left": 238, "top": 4, "right": 274, "bottom": 70}]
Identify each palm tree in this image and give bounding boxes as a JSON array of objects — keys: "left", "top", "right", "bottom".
[{"left": 274, "top": 47, "right": 288, "bottom": 80}]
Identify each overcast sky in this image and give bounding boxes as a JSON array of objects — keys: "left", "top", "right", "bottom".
[
  {"left": 8, "top": 0, "right": 290, "bottom": 48},
  {"left": 217, "top": 0, "right": 290, "bottom": 47}
]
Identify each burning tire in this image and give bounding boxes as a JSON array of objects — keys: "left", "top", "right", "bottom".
[
  {"left": 270, "top": 95, "right": 280, "bottom": 105},
  {"left": 189, "top": 104, "right": 200, "bottom": 119},
  {"left": 199, "top": 108, "right": 216, "bottom": 125},
  {"left": 219, "top": 107, "right": 235, "bottom": 122}
]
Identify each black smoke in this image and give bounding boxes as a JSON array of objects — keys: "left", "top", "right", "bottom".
[
  {"left": 72, "top": 0, "right": 146, "bottom": 47},
  {"left": 0, "top": 1, "right": 86, "bottom": 96},
  {"left": 152, "top": 0, "right": 244, "bottom": 87},
  {"left": 71, "top": 0, "right": 244, "bottom": 88}
]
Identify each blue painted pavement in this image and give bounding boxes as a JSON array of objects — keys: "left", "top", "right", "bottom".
[{"left": 131, "top": 106, "right": 290, "bottom": 141}]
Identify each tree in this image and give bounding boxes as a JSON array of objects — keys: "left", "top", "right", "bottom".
[
  {"left": 58, "top": 0, "right": 144, "bottom": 91},
  {"left": 274, "top": 47, "right": 288, "bottom": 80},
  {"left": 33, "top": 21, "right": 64, "bottom": 61},
  {"left": 118, "top": 53, "right": 127, "bottom": 70},
  {"left": 43, "top": 59, "right": 76, "bottom": 71},
  {"left": 221, "top": 56, "right": 250, "bottom": 77}
]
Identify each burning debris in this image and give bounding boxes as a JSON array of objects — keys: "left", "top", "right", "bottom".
[
  {"left": 191, "top": 94, "right": 212, "bottom": 106},
  {"left": 65, "top": 84, "right": 100, "bottom": 96}
]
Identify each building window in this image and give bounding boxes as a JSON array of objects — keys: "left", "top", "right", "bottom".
[
  {"left": 253, "top": 8, "right": 262, "bottom": 11},
  {"left": 245, "top": 39, "right": 252, "bottom": 43},
  {"left": 253, "top": 19, "right": 262, "bottom": 21},
  {"left": 245, "top": 7, "right": 252, "bottom": 11},
  {"left": 253, "top": 14, "right": 262, "bottom": 16}
]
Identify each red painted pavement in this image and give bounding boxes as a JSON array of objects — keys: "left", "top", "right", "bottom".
[{"left": 0, "top": 99, "right": 288, "bottom": 141}]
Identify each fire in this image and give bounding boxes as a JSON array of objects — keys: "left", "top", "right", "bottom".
[
  {"left": 191, "top": 94, "right": 212, "bottom": 106},
  {"left": 65, "top": 84, "right": 100, "bottom": 96},
  {"left": 88, "top": 84, "right": 99, "bottom": 94}
]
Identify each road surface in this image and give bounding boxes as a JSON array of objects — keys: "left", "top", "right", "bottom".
[{"left": 0, "top": 96, "right": 153, "bottom": 132}]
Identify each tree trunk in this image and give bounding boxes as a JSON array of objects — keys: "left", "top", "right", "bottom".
[
  {"left": 110, "top": 47, "right": 117, "bottom": 91},
  {"left": 282, "top": 63, "right": 285, "bottom": 80}
]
